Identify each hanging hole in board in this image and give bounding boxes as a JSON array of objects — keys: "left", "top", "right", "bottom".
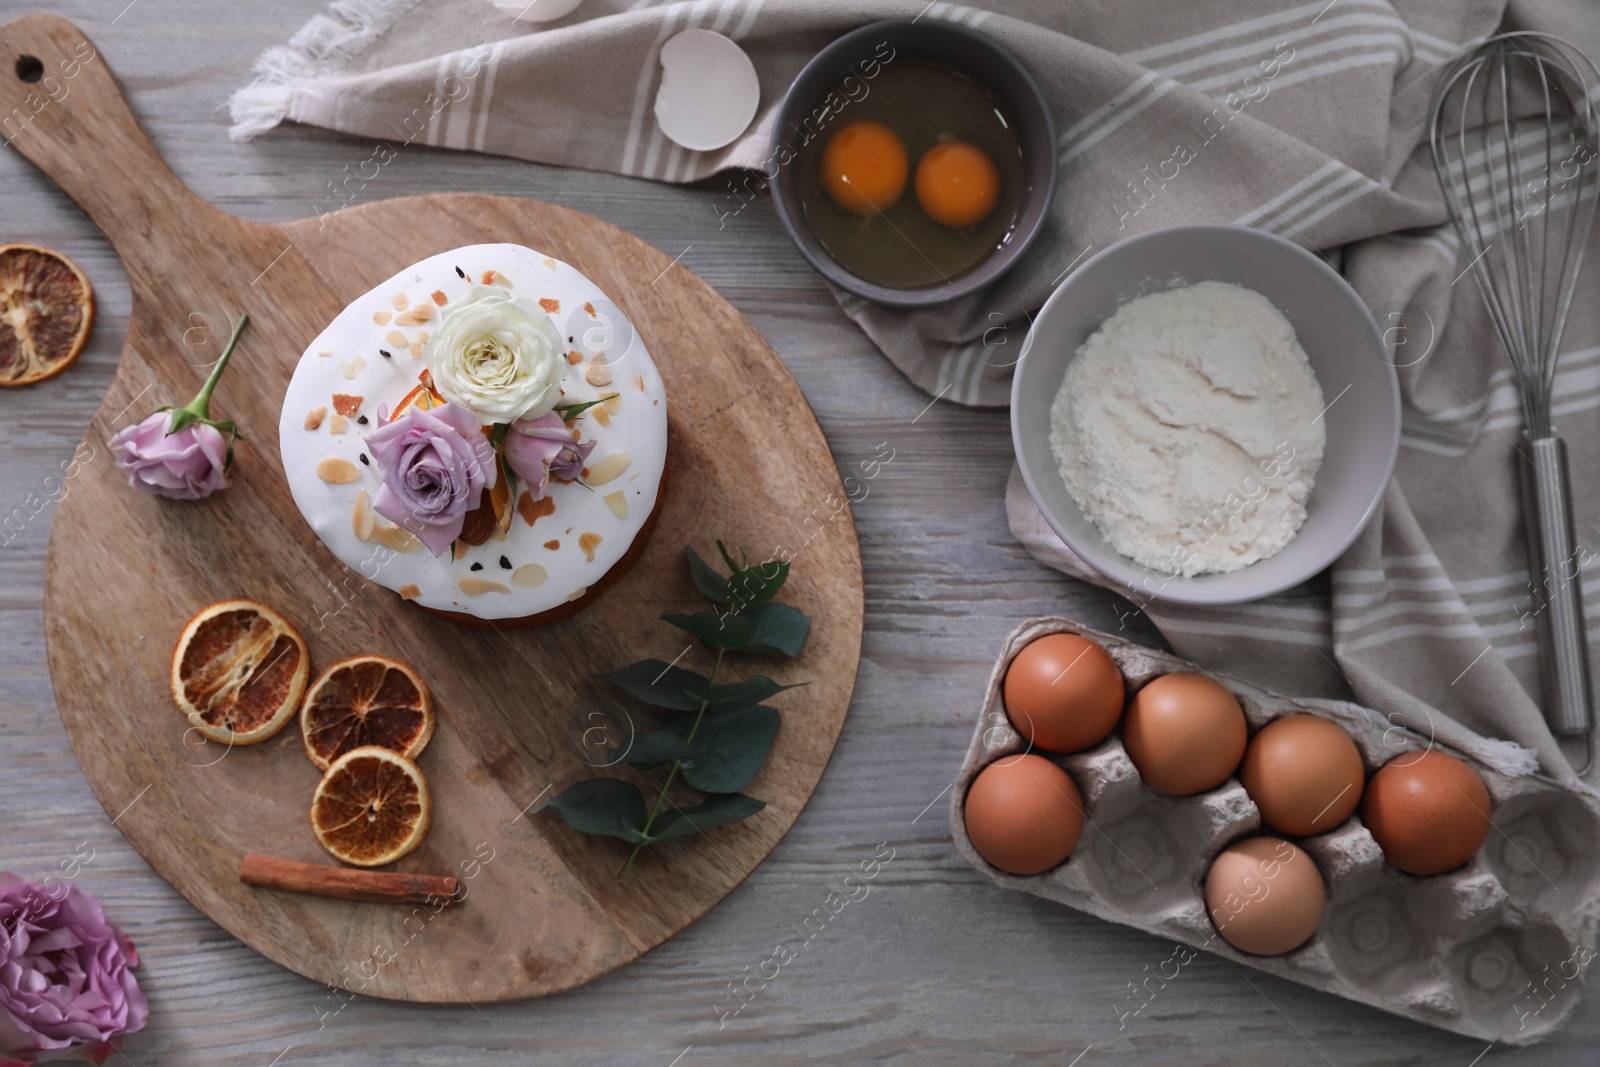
[{"left": 15, "top": 55, "right": 44, "bottom": 83}]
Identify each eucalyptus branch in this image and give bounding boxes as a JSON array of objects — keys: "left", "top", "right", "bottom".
[
  {"left": 617, "top": 646, "right": 726, "bottom": 880},
  {"left": 537, "top": 542, "right": 809, "bottom": 879}
]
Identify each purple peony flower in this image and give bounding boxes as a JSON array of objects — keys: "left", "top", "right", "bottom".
[
  {"left": 366, "top": 399, "right": 497, "bottom": 556},
  {"left": 108, "top": 414, "right": 231, "bottom": 500},
  {"left": 0, "top": 875, "right": 147, "bottom": 1066},
  {"left": 503, "top": 412, "right": 595, "bottom": 500}
]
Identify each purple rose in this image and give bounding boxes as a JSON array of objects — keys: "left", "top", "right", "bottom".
[
  {"left": 108, "top": 413, "right": 231, "bottom": 500},
  {"left": 367, "top": 400, "right": 498, "bottom": 556},
  {"left": 504, "top": 412, "right": 596, "bottom": 499},
  {"left": 0, "top": 875, "right": 147, "bottom": 1066},
  {"left": 109, "top": 314, "right": 248, "bottom": 502}
]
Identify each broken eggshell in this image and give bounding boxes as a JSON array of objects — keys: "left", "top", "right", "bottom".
[
  {"left": 654, "top": 29, "right": 760, "bottom": 152},
  {"left": 486, "top": 0, "right": 585, "bottom": 22}
]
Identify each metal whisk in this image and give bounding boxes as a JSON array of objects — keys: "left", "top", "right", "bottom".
[{"left": 1430, "top": 32, "right": 1600, "bottom": 753}]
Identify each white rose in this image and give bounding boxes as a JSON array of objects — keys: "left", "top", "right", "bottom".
[{"left": 425, "top": 285, "right": 565, "bottom": 424}]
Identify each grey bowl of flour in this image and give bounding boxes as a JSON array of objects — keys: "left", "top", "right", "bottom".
[{"left": 1011, "top": 224, "right": 1399, "bottom": 607}]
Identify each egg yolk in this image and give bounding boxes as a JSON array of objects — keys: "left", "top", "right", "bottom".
[
  {"left": 915, "top": 141, "right": 1000, "bottom": 228},
  {"left": 821, "top": 121, "right": 909, "bottom": 215}
]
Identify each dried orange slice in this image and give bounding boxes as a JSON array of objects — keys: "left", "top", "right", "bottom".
[
  {"left": 170, "top": 599, "right": 309, "bottom": 745},
  {"left": 310, "top": 746, "right": 432, "bottom": 867},
  {"left": 0, "top": 243, "right": 94, "bottom": 387},
  {"left": 300, "top": 655, "right": 434, "bottom": 770}
]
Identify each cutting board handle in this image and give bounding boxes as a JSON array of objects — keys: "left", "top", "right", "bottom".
[{"left": 0, "top": 14, "right": 216, "bottom": 265}]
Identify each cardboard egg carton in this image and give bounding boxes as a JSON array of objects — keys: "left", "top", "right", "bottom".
[{"left": 949, "top": 617, "right": 1600, "bottom": 1044}]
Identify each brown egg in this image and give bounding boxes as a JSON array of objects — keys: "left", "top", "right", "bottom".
[
  {"left": 1123, "top": 673, "right": 1247, "bottom": 795},
  {"left": 962, "top": 754, "right": 1085, "bottom": 875},
  {"left": 1363, "top": 750, "right": 1492, "bottom": 875},
  {"left": 1002, "top": 634, "right": 1124, "bottom": 753},
  {"left": 1240, "top": 714, "right": 1366, "bottom": 836},
  {"left": 1204, "top": 836, "right": 1326, "bottom": 955}
]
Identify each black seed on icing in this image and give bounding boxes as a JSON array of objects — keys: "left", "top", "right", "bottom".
[
  {"left": 357, "top": 415, "right": 369, "bottom": 425},
  {"left": 358, "top": 453, "right": 370, "bottom": 465},
  {"left": 499, "top": 555, "right": 511, "bottom": 569},
  {"left": 470, "top": 562, "right": 483, "bottom": 571},
  {"left": 567, "top": 336, "right": 574, "bottom": 343},
  {"left": 379, "top": 349, "right": 392, "bottom": 358},
  {"left": 455, "top": 265, "right": 466, "bottom": 278}
]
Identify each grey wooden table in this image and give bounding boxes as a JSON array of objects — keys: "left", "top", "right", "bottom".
[{"left": 1, "top": 3, "right": 1593, "bottom": 1064}]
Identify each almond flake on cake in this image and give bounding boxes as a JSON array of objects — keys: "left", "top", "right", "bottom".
[
  {"left": 585, "top": 451, "right": 631, "bottom": 485},
  {"left": 457, "top": 576, "right": 510, "bottom": 596},
  {"left": 316, "top": 457, "right": 360, "bottom": 483},
  {"left": 511, "top": 563, "right": 548, "bottom": 588}
]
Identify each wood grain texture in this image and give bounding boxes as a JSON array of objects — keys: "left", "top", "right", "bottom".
[
  {"left": 5, "top": 12, "right": 862, "bottom": 1004},
  {"left": 3, "top": 0, "right": 1599, "bottom": 1063}
]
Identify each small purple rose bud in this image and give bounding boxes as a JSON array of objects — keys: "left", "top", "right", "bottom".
[
  {"left": 109, "top": 413, "right": 232, "bottom": 500},
  {"left": 503, "top": 412, "right": 596, "bottom": 499},
  {"left": 109, "top": 315, "right": 248, "bottom": 502}
]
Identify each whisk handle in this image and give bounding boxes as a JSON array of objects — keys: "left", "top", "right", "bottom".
[{"left": 1519, "top": 435, "right": 1595, "bottom": 736}]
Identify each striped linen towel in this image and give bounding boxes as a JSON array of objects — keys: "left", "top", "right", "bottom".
[{"left": 232, "top": 0, "right": 1600, "bottom": 784}]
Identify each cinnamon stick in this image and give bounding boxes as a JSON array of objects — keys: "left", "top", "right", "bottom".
[{"left": 240, "top": 854, "right": 461, "bottom": 905}]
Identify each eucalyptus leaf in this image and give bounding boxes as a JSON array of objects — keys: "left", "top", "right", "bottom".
[
  {"left": 685, "top": 545, "right": 731, "bottom": 602},
  {"left": 539, "top": 778, "right": 649, "bottom": 843},
  {"left": 739, "top": 602, "right": 811, "bottom": 657},
  {"left": 608, "top": 730, "right": 690, "bottom": 770},
  {"left": 660, "top": 610, "right": 750, "bottom": 651},
  {"left": 667, "top": 705, "right": 780, "bottom": 793},
  {"left": 726, "top": 559, "right": 789, "bottom": 611},
  {"left": 704, "top": 675, "right": 804, "bottom": 710},
  {"left": 595, "top": 660, "right": 712, "bottom": 710},
  {"left": 646, "top": 793, "right": 766, "bottom": 841},
  {"left": 662, "top": 605, "right": 809, "bottom": 658},
  {"left": 598, "top": 660, "right": 801, "bottom": 712}
]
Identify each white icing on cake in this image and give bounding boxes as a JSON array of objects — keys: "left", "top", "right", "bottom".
[{"left": 280, "top": 244, "right": 668, "bottom": 621}]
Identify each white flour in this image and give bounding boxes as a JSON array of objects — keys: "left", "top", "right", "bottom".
[{"left": 1049, "top": 281, "right": 1326, "bottom": 576}]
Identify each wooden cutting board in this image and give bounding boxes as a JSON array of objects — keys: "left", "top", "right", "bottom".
[{"left": 5, "top": 14, "right": 863, "bottom": 1002}]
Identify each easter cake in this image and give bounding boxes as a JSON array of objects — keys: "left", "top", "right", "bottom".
[{"left": 279, "top": 243, "right": 668, "bottom": 625}]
